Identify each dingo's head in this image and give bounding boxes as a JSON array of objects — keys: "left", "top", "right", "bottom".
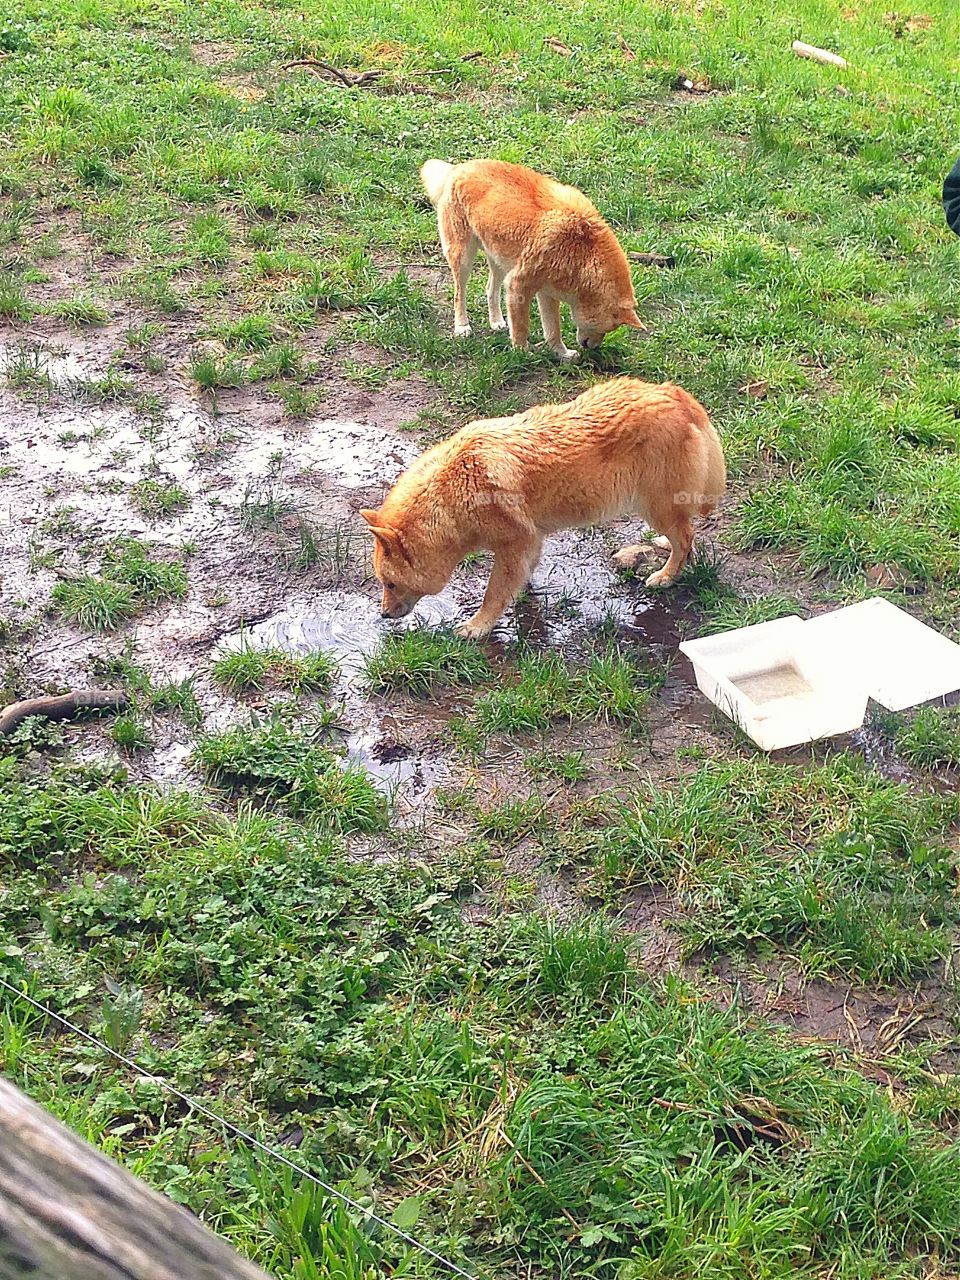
[
  {"left": 574, "top": 301, "right": 644, "bottom": 350},
  {"left": 360, "top": 509, "right": 450, "bottom": 619}
]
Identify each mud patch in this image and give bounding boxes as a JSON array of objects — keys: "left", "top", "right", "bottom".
[
  {"left": 0, "top": 338, "right": 456, "bottom": 797},
  {"left": 708, "top": 955, "right": 960, "bottom": 1069}
]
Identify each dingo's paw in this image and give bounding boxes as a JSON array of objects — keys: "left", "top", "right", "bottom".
[
  {"left": 456, "top": 616, "right": 493, "bottom": 640},
  {"left": 454, "top": 322, "right": 473, "bottom": 338},
  {"left": 644, "top": 568, "right": 675, "bottom": 589}
]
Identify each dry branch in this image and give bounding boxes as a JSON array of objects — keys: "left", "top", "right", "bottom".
[
  {"left": 281, "top": 59, "right": 385, "bottom": 86},
  {"left": 792, "top": 40, "right": 848, "bottom": 68}
]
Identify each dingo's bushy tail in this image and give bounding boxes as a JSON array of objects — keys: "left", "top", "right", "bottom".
[{"left": 420, "top": 159, "right": 453, "bottom": 206}]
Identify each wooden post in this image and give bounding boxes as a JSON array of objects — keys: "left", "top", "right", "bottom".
[{"left": 0, "top": 1077, "right": 272, "bottom": 1280}]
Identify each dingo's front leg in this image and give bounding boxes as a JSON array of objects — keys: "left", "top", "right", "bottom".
[
  {"left": 536, "top": 293, "right": 578, "bottom": 362},
  {"left": 505, "top": 270, "right": 535, "bottom": 350},
  {"left": 457, "top": 536, "right": 542, "bottom": 638}
]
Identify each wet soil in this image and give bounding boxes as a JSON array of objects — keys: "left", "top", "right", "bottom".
[
  {"left": 1, "top": 325, "right": 949, "bottom": 802},
  {"left": 2, "top": 316, "right": 958, "bottom": 1073}
]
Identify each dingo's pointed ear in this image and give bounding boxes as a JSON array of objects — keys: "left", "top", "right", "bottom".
[
  {"left": 622, "top": 308, "right": 646, "bottom": 330},
  {"left": 359, "top": 511, "right": 407, "bottom": 562}
]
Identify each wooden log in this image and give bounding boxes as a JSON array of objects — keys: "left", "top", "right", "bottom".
[
  {"left": 792, "top": 40, "right": 848, "bottom": 69},
  {"left": 0, "top": 689, "right": 128, "bottom": 737},
  {"left": 0, "top": 1076, "right": 271, "bottom": 1280}
]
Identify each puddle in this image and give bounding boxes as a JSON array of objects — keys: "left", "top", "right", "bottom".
[
  {"left": 218, "top": 592, "right": 385, "bottom": 674},
  {"left": 847, "top": 721, "right": 920, "bottom": 784},
  {"left": 345, "top": 724, "right": 449, "bottom": 798},
  {"left": 214, "top": 590, "right": 459, "bottom": 802},
  {"left": 216, "top": 586, "right": 466, "bottom": 673}
]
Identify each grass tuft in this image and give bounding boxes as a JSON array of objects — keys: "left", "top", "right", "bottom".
[
  {"left": 48, "top": 296, "right": 109, "bottom": 326},
  {"left": 213, "top": 642, "right": 338, "bottom": 694},
  {"left": 469, "top": 648, "right": 657, "bottom": 738},
  {"left": 53, "top": 539, "right": 187, "bottom": 630},
  {"left": 130, "top": 477, "right": 191, "bottom": 520},
  {"left": 896, "top": 707, "right": 960, "bottom": 770},
  {"left": 364, "top": 627, "right": 492, "bottom": 695},
  {"left": 193, "top": 718, "right": 386, "bottom": 832}
]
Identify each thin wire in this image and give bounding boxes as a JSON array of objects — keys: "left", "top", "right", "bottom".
[{"left": 0, "top": 975, "right": 478, "bottom": 1280}]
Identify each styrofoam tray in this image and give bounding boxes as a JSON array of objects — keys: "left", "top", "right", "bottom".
[
  {"left": 679, "top": 599, "right": 960, "bottom": 750},
  {"left": 679, "top": 616, "right": 869, "bottom": 751},
  {"left": 804, "top": 597, "right": 960, "bottom": 711}
]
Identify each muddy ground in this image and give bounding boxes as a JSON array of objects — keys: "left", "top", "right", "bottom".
[{"left": 2, "top": 293, "right": 959, "bottom": 1064}]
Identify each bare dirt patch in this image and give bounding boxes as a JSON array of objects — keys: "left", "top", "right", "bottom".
[{"left": 190, "top": 41, "right": 239, "bottom": 67}]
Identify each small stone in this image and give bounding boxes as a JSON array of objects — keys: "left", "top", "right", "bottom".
[
  {"left": 740, "top": 379, "right": 769, "bottom": 399},
  {"left": 865, "top": 563, "right": 920, "bottom": 592},
  {"left": 612, "top": 543, "right": 655, "bottom": 571}
]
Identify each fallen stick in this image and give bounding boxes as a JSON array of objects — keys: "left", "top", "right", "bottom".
[
  {"left": 281, "top": 59, "right": 385, "bottom": 86},
  {"left": 0, "top": 689, "right": 129, "bottom": 737},
  {"left": 792, "top": 40, "right": 847, "bottom": 69},
  {"left": 629, "top": 251, "right": 676, "bottom": 268}
]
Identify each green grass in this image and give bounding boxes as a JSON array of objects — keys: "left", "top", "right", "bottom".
[
  {"left": 124, "top": 322, "right": 163, "bottom": 349},
  {"left": 279, "top": 517, "right": 359, "bottom": 578},
  {"left": 52, "top": 538, "right": 188, "bottom": 630},
  {"left": 90, "top": 653, "right": 203, "bottom": 728},
  {"left": 526, "top": 748, "right": 591, "bottom": 782},
  {"left": 5, "top": 2, "right": 960, "bottom": 1277},
  {"left": 109, "top": 712, "right": 152, "bottom": 751},
  {"left": 69, "top": 370, "right": 136, "bottom": 404},
  {"left": 896, "top": 707, "right": 960, "bottom": 770},
  {"left": 0, "top": 272, "right": 33, "bottom": 320},
  {"left": 465, "top": 647, "right": 659, "bottom": 739},
  {"left": 47, "top": 296, "right": 110, "bottom": 326},
  {"left": 4, "top": 342, "right": 52, "bottom": 396},
  {"left": 571, "top": 755, "right": 960, "bottom": 982},
  {"left": 363, "top": 627, "right": 493, "bottom": 695},
  {"left": 3, "top": 756, "right": 960, "bottom": 1280},
  {"left": 698, "top": 592, "right": 801, "bottom": 635},
  {"left": 218, "top": 314, "right": 276, "bottom": 350},
  {"left": 213, "top": 642, "right": 338, "bottom": 694},
  {"left": 0, "top": 0, "right": 955, "bottom": 585},
  {"left": 189, "top": 353, "right": 245, "bottom": 391},
  {"left": 193, "top": 718, "right": 386, "bottom": 831},
  {"left": 51, "top": 576, "right": 139, "bottom": 630},
  {"left": 130, "top": 476, "right": 191, "bottom": 519},
  {"left": 251, "top": 341, "right": 301, "bottom": 380}
]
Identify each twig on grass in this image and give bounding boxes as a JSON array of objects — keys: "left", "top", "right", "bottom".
[
  {"left": 629, "top": 251, "right": 677, "bottom": 268},
  {"left": 281, "top": 59, "right": 386, "bottom": 86},
  {"left": 792, "top": 40, "right": 848, "bottom": 69}
]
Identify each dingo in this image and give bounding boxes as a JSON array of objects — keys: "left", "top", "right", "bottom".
[
  {"left": 420, "top": 158, "right": 643, "bottom": 361},
  {"left": 361, "top": 378, "right": 725, "bottom": 638}
]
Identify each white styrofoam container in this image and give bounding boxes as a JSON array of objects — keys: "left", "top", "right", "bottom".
[
  {"left": 679, "top": 616, "right": 869, "bottom": 751},
  {"left": 803, "top": 597, "right": 960, "bottom": 711}
]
